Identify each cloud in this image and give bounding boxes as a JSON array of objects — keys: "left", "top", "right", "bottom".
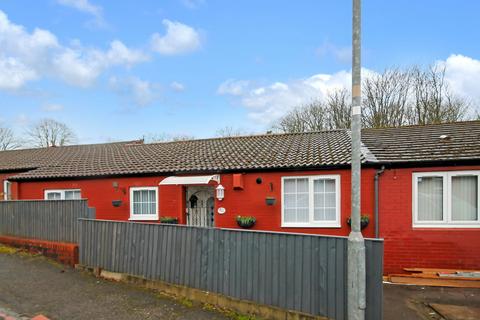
[
  {"left": 151, "top": 20, "right": 201, "bottom": 55},
  {"left": 56, "top": 0, "right": 106, "bottom": 28},
  {"left": 109, "top": 76, "right": 161, "bottom": 107},
  {"left": 180, "top": 0, "right": 206, "bottom": 9},
  {"left": 439, "top": 54, "right": 480, "bottom": 107},
  {"left": 219, "top": 54, "right": 480, "bottom": 125},
  {"left": 217, "top": 71, "right": 362, "bottom": 124},
  {"left": 316, "top": 41, "right": 351, "bottom": 64},
  {"left": 170, "top": 81, "right": 185, "bottom": 92},
  {"left": 0, "top": 10, "right": 148, "bottom": 90},
  {"left": 0, "top": 57, "right": 38, "bottom": 90},
  {"left": 42, "top": 104, "right": 64, "bottom": 112},
  {"left": 217, "top": 79, "right": 250, "bottom": 96}
]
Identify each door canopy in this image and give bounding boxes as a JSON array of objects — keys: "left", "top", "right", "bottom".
[{"left": 159, "top": 175, "right": 220, "bottom": 186}]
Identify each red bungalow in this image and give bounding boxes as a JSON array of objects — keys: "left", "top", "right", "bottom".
[{"left": 0, "top": 121, "right": 479, "bottom": 274}]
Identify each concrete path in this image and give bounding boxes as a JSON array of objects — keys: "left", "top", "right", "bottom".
[
  {"left": 384, "top": 283, "right": 480, "bottom": 320},
  {"left": 1, "top": 247, "right": 479, "bottom": 320},
  {"left": 0, "top": 252, "right": 229, "bottom": 320}
]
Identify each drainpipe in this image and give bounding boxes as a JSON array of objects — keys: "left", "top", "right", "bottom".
[{"left": 374, "top": 166, "right": 385, "bottom": 238}]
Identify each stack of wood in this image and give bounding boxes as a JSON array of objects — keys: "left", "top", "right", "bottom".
[{"left": 384, "top": 268, "right": 480, "bottom": 288}]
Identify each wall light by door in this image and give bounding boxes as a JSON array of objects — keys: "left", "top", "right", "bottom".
[{"left": 216, "top": 184, "right": 225, "bottom": 201}]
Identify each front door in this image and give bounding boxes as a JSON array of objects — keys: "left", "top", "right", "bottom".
[{"left": 186, "top": 186, "right": 215, "bottom": 227}]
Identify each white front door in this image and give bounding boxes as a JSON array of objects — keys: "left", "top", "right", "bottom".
[{"left": 186, "top": 186, "right": 215, "bottom": 227}]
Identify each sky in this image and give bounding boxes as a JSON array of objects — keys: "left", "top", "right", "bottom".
[{"left": 0, "top": 0, "right": 479, "bottom": 144}]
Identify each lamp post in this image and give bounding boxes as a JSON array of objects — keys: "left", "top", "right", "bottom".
[{"left": 348, "top": 0, "right": 366, "bottom": 319}]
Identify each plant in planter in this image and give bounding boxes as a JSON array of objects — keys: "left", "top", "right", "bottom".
[
  {"left": 346, "top": 214, "right": 370, "bottom": 230},
  {"left": 160, "top": 216, "right": 179, "bottom": 224},
  {"left": 265, "top": 196, "right": 276, "bottom": 206},
  {"left": 112, "top": 200, "right": 122, "bottom": 207},
  {"left": 236, "top": 215, "right": 256, "bottom": 229}
]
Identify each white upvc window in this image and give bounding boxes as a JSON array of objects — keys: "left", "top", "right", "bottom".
[
  {"left": 44, "top": 189, "right": 81, "bottom": 200},
  {"left": 413, "top": 171, "right": 480, "bottom": 228},
  {"left": 281, "top": 175, "right": 341, "bottom": 228},
  {"left": 3, "top": 180, "right": 11, "bottom": 200},
  {"left": 129, "top": 187, "right": 159, "bottom": 221}
]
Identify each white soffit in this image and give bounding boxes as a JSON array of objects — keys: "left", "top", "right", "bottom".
[{"left": 159, "top": 175, "right": 220, "bottom": 185}]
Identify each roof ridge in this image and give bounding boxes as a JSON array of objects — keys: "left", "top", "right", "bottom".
[
  {"left": 362, "top": 119, "right": 480, "bottom": 131},
  {"left": 144, "top": 128, "right": 350, "bottom": 146},
  {"left": 0, "top": 139, "right": 144, "bottom": 154}
]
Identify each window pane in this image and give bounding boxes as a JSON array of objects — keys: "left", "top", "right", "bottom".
[
  {"left": 297, "top": 178, "right": 308, "bottom": 192},
  {"left": 314, "top": 193, "right": 324, "bottom": 207},
  {"left": 452, "top": 176, "right": 478, "bottom": 221},
  {"left": 325, "top": 180, "right": 335, "bottom": 192},
  {"left": 65, "top": 190, "right": 81, "bottom": 200},
  {"left": 284, "top": 209, "right": 296, "bottom": 222},
  {"left": 325, "top": 193, "right": 336, "bottom": 208},
  {"left": 284, "top": 179, "right": 295, "bottom": 193},
  {"left": 46, "top": 192, "right": 61, "bottom": 200},
  {"left": 314, "top": 208, "right": 324, "bottom": 221},
  {"left": 325, "top": 208, "right": 336, "bottom": 220},
  {"left": 297, "top": 193, "right": 309, "bottom": 207},
  {"left": 297, "top": 208, "right": 309, "bottom": 222},
  {"left": 284, "top": 194, "right": 296, "bottom": 208},
  {"left": 133, "top": 203, "right": 140, "bottom": 215},
  {"left": 417, "top": 176, "right": 443, "bottom": 221},
  {"left": 133, "top": 190, "right": 140, "bottom": 202},
  {"left": 313, "top": 178, "right": 337, "bottom": 221},
  {"left": 314, "top": 180, "right": 324, "bottom": 192}
]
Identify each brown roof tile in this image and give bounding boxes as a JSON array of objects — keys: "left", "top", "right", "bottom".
[{"left": 3, "top": 121, "right": 480, "bottom": 180}]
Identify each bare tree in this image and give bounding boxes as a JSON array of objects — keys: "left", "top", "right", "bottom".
[
  {"left": 325, "top": 89, "right": 351, "bottom": 129},
  {"left": 0, "top": 127, "right": 21, "bottom": 150},
  {"left": 26, "top": 119, "right": 77, "bottom": 147},
  {"left": 273, "top": 100, "right": 329, "bottom": 133},
  {"left": 215, "top": 126, "right": 248, "bottom": 137},
  {"left": 362, "top": 68, "right": 411, "bottom": 128},
  {"left": 142, "top": 132, "right": 195, "bottom": 143},
  {"left": 410, "top": 65, "right": 468, "bottom": 125}
]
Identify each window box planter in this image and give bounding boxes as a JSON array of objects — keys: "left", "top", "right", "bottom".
[
  {"left": 346, "top": 215, "right": 370, "bottom": 230},
  {"left": 160, "top": 216, "right": 179, "bottom": 224},
  {"left": 236, "top": 216, "right": 256, "bottom": 229},
  {"left": 265, "top": 196, "right": 276, "bottom": 206},
  {"left": 112, "top": 200, "right": 122, "bottom": 207}
]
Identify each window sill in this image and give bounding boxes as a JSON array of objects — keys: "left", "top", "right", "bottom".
[
  {"left": 413, "top": 223, "right": 480, "bottom": 229},
  {"left": 281, "top": 223, "right": 341, "bottom": 228},
  {"left": 129, "top": 215, "right": 159, "bottom": 221}
]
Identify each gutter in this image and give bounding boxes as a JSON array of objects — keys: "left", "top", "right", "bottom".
[{"left": 374, "top": 165, "right": 385, "bottom": 238}]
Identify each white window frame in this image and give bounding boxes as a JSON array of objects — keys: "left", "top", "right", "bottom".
[
  {"left": 44, "top": 189, "right": 82, "bottom": 200},
  {"left": 3, "top": 180, "right": 11, "bottom": 200},
  {"left": 281, "top": 175, "right": 341, "bottom": 228},
  {"left": 129, "top": 187, "right": 159, "bottom": 221},
  {"left": 413, "top": 171, "right": 480, "bottom": 228}
]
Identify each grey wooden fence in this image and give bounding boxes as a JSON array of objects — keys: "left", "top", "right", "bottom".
[
  {"left": 0, "top": 200, "right": 95, "bottom": 243},
  {"left": 79, "top": 219, "right": 383, "bottom": 319}
]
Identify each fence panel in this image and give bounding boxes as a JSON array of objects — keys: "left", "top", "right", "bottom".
[
  {"left": 79, "top": 219, "right": 383, "bottom": 319},
  {"left": 0, "top": 200, "right": 93, "bottom": 243}
]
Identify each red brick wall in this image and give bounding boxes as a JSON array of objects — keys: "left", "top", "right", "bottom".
[
  {"left": 0, "top": 235, "right": 78, "bottom": 266},
  {"left": 379, "top": 165, "right": 480, "bottom": 274},
  {"left": 14, "top": 165, "right": 480, "bottom": 274},
  {"left": 0, "top": 172, "right": 23, "bottom": 200},
  {"left": 15, "top": 169, "right": 377, "bottom": 237},
  {"left": 214, "top": 169, "right": 376, "bottom": 237}
]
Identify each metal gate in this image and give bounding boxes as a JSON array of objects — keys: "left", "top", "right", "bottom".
[{"left": 186, "top": 187, "right": 215, "bottom": 227}]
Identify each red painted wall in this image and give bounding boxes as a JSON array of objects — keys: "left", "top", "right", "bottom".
[
  {"left": 0, "top": 172, "right": 22, "bottom": 200},
  {"left": 379, "top": 165, "right": 480, "bottom": 274},
  {"left": 12, "top": 165, "right": 480, "bottom": 274},
  {"left": 214, "top": 169, "right": 376, "bottom": 238}
]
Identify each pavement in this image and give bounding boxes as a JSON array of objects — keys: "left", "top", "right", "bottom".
[
  {"left": 0, "top": 250, "right": 230, "bottom": 320},
  {"left": 384, "top": 283, "right": 480, "bottom": 320},
  {"left": 0, "top": 246, "right": 479, "bottom": 320}
]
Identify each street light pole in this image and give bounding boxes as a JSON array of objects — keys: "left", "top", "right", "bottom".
[{"left": 348, "top": 0, "right": 366, "bottom": 319}]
